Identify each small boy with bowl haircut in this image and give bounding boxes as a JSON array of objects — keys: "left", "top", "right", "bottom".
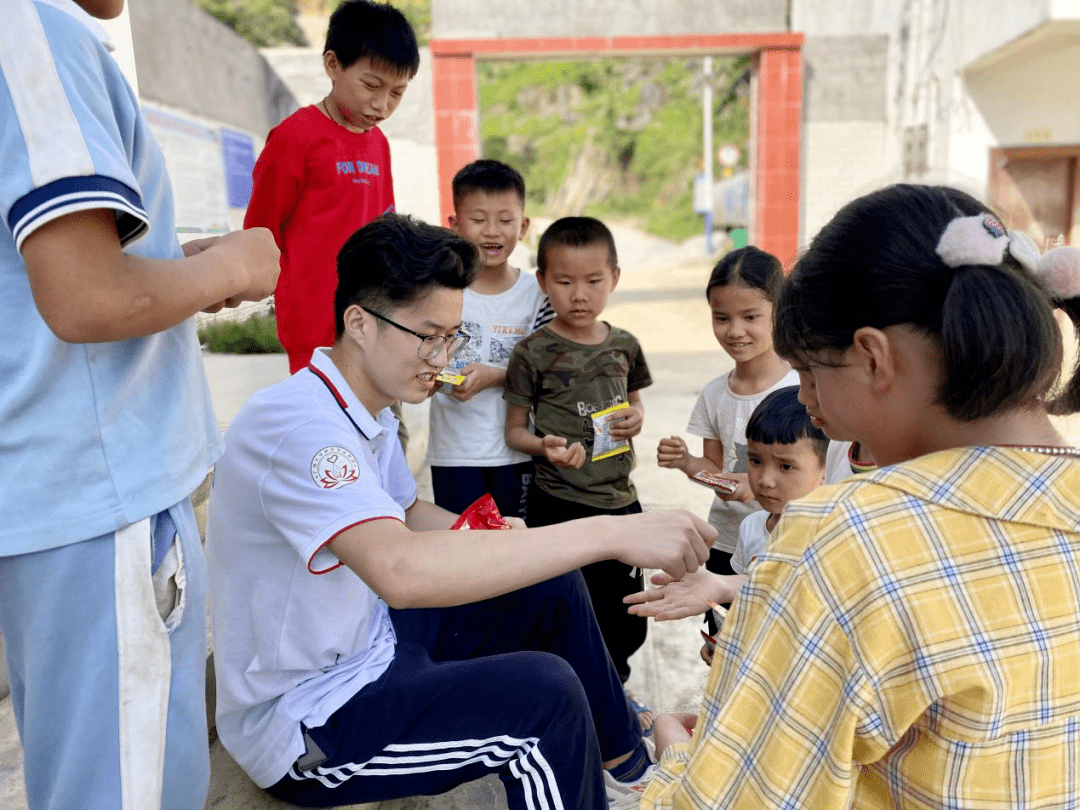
[
  {"left": 694, "top": 385, "right": 827, "bottom": 666},
  {"left": 734, "top": 385, "right": 828, "bottom": 573},
  {"left": 504, "top": 216, "right": 653, "bottom": 691},
  {"left": 427, "top": 159, "right": 553, "bottom": 519},
  {"left": 244, "top": 0, "right": 419, "bottom": 372}
]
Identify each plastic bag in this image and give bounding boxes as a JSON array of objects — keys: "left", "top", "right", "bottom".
[{"left": 450, "top": 493, "right": 512, "bottom": 531}]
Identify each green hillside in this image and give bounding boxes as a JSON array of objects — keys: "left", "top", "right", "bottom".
[{"left": 479, "top": 56, "right": 750, "bottom": 241}]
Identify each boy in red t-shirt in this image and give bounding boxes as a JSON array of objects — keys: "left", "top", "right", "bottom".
[{"left": 245, "top": 0, "right": 419, "bottom": 372}]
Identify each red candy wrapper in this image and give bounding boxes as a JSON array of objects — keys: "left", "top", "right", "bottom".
[
  {"left": 691, "top": 470, "right": 739, "bottom": 495},
  {"left": 450, "top": 493, "right": 512, "bottom": 531}
]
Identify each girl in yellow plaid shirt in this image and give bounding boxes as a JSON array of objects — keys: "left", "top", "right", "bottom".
[{"left": 627, "top": 184, "right": 1080, "bottom": 809}]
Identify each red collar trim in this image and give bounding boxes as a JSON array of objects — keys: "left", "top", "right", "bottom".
[{"left": 308, "top": 364, "right": 349, "bottom": 410}]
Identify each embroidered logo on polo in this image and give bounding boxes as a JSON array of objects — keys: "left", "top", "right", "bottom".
[{"left": 310, "top": 446, "right": 361, "bottom": 489}]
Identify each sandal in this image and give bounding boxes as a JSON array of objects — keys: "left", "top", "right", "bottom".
[{"left": 626, "top": 691, "right": 655, "bottom": 736}]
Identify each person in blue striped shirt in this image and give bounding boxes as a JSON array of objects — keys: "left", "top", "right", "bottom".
[{"left": 0, "top": 2, "right": 278, "bottom": 808}]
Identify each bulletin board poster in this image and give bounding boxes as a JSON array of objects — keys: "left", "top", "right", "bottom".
[
  {"left": 144, "top": 105, "right": 230, "bottom": 233},
  {"left": 220, "top": 127, "right": 256, "bottom": 209}
]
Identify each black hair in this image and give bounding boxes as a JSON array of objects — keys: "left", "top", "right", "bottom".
[
  {"left": 451, "top": 159, "right": 527, "bottom": 209},
  {"left": 536, "top": 216, "right": 618, "bottom": 275},
  {"left": 334, "top": 214, "right": 478, "bottom": 338},
  {"left": 325, "top": 0, "right": 420, "bottom": 77},
  {"left": 773, "top": 183, "right": 1077, "bottom": 422},
  {"left": 706, "top": 246, "right": 783, "bottom": 303},
  {"left": 745, "top": 386, "right": 829, "bottom": 465}
]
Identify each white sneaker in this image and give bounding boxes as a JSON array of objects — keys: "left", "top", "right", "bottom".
[{"left": 603, "top": 746, "right": 656, "bottom": 808}]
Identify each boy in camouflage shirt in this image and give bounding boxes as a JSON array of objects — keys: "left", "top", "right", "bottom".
[{"left": 504, "top": 216, "right": 653, "bottom": 702}]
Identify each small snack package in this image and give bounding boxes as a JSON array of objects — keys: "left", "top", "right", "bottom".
[
  {"left": 450, "top": 493, "right": 512, "bottom": 531},
  {"left": 700, "top": 629, "right": 718, "bottom": 655},
  {"left": 590, "top": 402, "right": 632, "bottom": 461},
  {"left": 700, "top": 599, "right": 729, "bottom": 655},
  {"left": 692, "top": 470, "right": 739, "bottom": 495},
  {"left": 436, "top": 369, "right": 467, "bottom": 387}
]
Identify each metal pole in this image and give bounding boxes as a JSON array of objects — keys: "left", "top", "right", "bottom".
[{"left": 702, "top": 56, "right": 714, "bottom": 255}]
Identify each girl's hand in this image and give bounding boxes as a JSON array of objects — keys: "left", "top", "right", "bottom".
[
  {"left": 653, "top": 712, "right": 697, "bottom": 759},
  {"left": 542, "top": 435, "right": 586, "bottom": 469},
  {"left": 607, "top": 407, "right": 643, "bottom": 440},
  {"left": 657, "top": 436, "right": 689, "bottom": 470},
  {"left": 715, "top": 471, "right": 752, "bottom": 502},
  {"left": 450, "top": 363, "right": 501, "bottom": 402},
  {"left": 625, "top": 569, "right": 733, "bottom": 620}
]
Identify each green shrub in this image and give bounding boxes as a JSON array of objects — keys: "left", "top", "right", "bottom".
[
  {"left": 198, "top": 313, "right": 285, "bottom": 354},
  {"left": 193, "top": 0, "right": 305, "bottom": 47}
]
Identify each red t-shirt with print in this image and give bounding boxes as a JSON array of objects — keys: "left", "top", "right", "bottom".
[{"left": 245, "top": 105, "right": 395, "bottom": 371}]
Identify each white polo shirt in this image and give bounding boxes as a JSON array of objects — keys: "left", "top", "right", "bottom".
[{"left": 207, "top": 348, "right": 415, "bottom": 788}]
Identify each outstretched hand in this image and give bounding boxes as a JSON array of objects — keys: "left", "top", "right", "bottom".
[
  {"left": 198, "top": 228, "right": 280, "bottom": 312},
  {"left": 542, "top": 434, "right": 586, "bottom": 468},
  {"left": 624, "top": 569, "right": 745, "bottom": 621}
]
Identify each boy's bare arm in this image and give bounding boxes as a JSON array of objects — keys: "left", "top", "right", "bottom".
[
  {"left": 21, "top": 209, "right": 279, "bottom": 343},
  {"left": 505, "top": 402, "right": 542, "bottom": 455},
  {"left": 327, "top": 509, "right": 716, "bottom": 609},
  {"left": 657, "top": 435, "right": 716, "bottom": 474}
]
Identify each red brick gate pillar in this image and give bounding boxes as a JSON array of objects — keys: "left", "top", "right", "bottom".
[
  {"left": 431, "top": 51, "right": 478, "bottom": 227},
  {"left": 753, "top": 46, "right": 802, "bottom": 267}
]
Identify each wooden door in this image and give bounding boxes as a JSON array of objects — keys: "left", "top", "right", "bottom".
[{"left": 989, "top": 147, "right": 1080, "bottom": 247}]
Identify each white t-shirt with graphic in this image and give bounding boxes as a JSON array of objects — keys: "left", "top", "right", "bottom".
[
  {"left": 686, "top": 369, "right": 799, "bottom": 552},
  {"left": 426, "top": 270, "right": 553, "bottom": 467}
]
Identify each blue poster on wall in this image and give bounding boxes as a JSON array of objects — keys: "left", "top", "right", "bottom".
[{"left": 220, "top": 127, "right": 256, "bottom": 208}]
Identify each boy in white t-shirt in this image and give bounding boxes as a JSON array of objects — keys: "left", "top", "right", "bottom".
[{"left": 427, "top": 160, "right": 553, "bottom": 518}]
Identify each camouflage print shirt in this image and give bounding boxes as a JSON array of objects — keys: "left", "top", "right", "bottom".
[{"left": 503, "top": 323, "right": 652, "bottom": 509}]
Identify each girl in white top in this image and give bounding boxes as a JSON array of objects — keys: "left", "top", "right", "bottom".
[{"left": 657, "top": 247, "right": 797, "bottom": 576}]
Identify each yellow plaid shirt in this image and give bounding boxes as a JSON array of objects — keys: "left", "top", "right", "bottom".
[{"left": 644, "top": 446, "right": 1080, "bottom": 809}]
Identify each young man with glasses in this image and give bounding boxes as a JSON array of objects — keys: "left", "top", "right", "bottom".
[{"left": 206, "top": 215, "right": 715, "bottom": 810}]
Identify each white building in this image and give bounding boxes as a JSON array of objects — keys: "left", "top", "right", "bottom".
[{"left": 795, "top": 0, "right": 1080, "bottom": 246}]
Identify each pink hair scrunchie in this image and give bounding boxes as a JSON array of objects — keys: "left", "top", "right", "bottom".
[
  {"left": 935, "top": 213, "right": 1009, "bottom": 268},
  {"left": 1033, "top": 246, "right": 1080, "bottom": 302}
]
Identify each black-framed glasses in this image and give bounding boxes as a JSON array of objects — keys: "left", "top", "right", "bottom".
[{"left": 361, "top": 307, "right": 470, "bottom": 361}]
